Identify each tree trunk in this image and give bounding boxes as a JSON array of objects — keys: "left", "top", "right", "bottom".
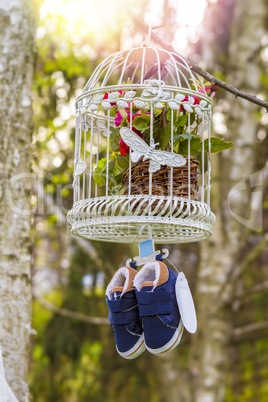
[
  {"left": 189, "top": 0, "right": 266, "bottom": 400},
  {"left": 0, "top": 0, "right": 37, "bottom": 399}
]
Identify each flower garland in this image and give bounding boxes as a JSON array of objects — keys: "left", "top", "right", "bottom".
[{"left": 93, "top": 82, "right": 233, "bottom": 194}]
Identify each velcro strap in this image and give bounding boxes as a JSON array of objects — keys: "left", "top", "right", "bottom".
[
  {"left": 136, "top": 291, "right": 173, "bottom": 316},
  {"left": 108, "top": 308, "right": 139, "bottom": 325},
  {"left": 106, "top": 294, "right": 137, "bottom": 313}
]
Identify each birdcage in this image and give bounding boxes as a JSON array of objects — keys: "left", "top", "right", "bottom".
[{"left": 67, "top": 45, "right": 216, "bottom": 243}]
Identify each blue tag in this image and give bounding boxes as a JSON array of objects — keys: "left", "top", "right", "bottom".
[{"left": 139, "top": 239, "right": 154, "bottom": 258}]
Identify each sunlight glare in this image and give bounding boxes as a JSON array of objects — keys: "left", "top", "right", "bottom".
[
  {"left": 174, "top": 0, "right": 208, "bottom": 52},
  {"left": 39, "top": 0, "right": 208, "bottom": 53},
  {"left": 40, "top": 0, "right": 124, "bottom": 42},
  {"left": 144, "top": 0, "right": 208, "bottom": 52},
  {"left": 176, "top": 0, "right": 207, "bottom": 27}
]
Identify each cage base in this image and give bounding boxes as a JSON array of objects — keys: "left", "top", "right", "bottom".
[{"left": 67, "top": 195, "right": 216, "bottom": 244}]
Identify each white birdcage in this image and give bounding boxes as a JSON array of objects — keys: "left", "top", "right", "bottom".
[{"left": 67, "top": 45, "right": 216, "bottom": 244}]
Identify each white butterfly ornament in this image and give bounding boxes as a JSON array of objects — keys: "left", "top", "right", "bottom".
[{"left": 120, "top": 127, "right": 186, "bottom": 173}]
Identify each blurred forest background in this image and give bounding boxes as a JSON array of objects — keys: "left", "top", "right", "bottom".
[{"left": 0, "top": 0, "right": 268, "bottom": 401}]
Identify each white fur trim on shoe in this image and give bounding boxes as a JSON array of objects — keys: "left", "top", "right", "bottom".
[
  {"left": 106, "top": 267, "right": 131, "bottom": 300},
  {"left": 133, "top": 261, "right": 161, "bottom": 291}
]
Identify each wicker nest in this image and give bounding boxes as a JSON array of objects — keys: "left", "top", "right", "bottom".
[{"left": 122, "top": 156, "right": 199, "bottom": 200}]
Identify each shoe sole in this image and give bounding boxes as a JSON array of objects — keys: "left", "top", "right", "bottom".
[
  {"left": 116, "top": 334, "right": 146, "bottom": 359},
  {"left": 145, "top": 320, "right": 184, "bottom": 355}
]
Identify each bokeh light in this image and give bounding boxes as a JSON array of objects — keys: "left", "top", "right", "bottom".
[{"left": 40, "top": 0, "right": 209, "bottom": 52}]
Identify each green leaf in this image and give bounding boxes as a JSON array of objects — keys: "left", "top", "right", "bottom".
[
  {"left": 166, "top": 108, "right": 172, "bottom": 122},
  {"left": 93, "top": 167, "right": 105, "bottom": 186},
  {"left": 113, "top": 172, "right": 123, "bottom": 182},
  {"left": 110, "top": 127, "right": 120, "bottom": 152},
  {"left": 204, "top": 137, "right": 234, "bottom": 153},
  {"left": 176, "top": 115, "right": 187, "bottom": 127},
  {"left": 179, "top": 136, "right": 202, "bottom": 155},
  {"left": 121, "top": 116, "right": 129, "bottom": 127},
  {"left": 93, "top": 158, "right": 115, "bottom": 187},
  {"left": 142, "top": 127, "right": 151, "bottom": 144},
  {"left": 173, "top": 134, "right": 181, "bottom": 145},
  {"left": 116, "top": 154, "right": 129, "bottom": 169},
  {"left": 110, "top": 184, "right": 124, "bottom": 195},
  {"left": 132, "top": 114, "right": 150, "bottom": 132},
  {"left": 160, "top": 123, "right": 171, "bottom": 149},
  {"left": 110, "top": 107, "right": 116, "bottom": 117},
  {"left": 97, "top": 158, "right": 106, "bottom": 169},
  {"left": 108, "top": 159, "right": 115, "bottom": 170},
  {"left": 190, "top": 113, "right": 195, "bottom": 125},
  {"left": 179, "top": 132, "right": 192, "bottom": 140}
]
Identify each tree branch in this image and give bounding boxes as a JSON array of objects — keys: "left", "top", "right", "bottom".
[
  {"left": 231, "top": 236, "right": 268, "bottom": 284},
  {"left": 217, "top": 236, "right": 268, "bottom": 304},
  {"left": 127, "top": 8, "right": 268, "bottom": 110},
  {"left": 233, "top": 320, "right": 268, "bottom": 340},
  {"left": 37, "top": 297, "right": 109, "bottom": 325},
  {"left": 232, "top": 281, "right": 268, "bottom": 304}
]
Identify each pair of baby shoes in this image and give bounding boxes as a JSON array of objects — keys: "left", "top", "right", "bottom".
[{"left": 106, "top": 260, "right": 184, "bottom": 359}]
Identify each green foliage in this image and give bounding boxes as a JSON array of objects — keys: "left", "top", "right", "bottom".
[
  {"left": 93, "top": 153, "right": 128, "bottom": 192},
  {"left": 96, "top": 157, "right": 123, "bottom": 181},
  {"left": 159, "top": 123, "right": 171, "bottom": 149},
  {"left": 132, "top": 114, "right": 150, "bottom": 132},
  {"left": 176, "top": 114, "right": 188, "bottom": 127},
  {"left": 178, "top": 135, "right": 201, "bottom": 155},
  {"left": 116, "top": 153, "right": 129, "bottom": 169},
  {"left": 92, "top": 128, "right": 129, "bottom": 192},
  {"left": 204, "top": 137, "right": 234, "bottom": 153},
  {"left": 176, "top": 135, "right": 234, "bottom": 155},
  {"left": 110, "top": 127, "right": 120, "bottom": 152},
  {"left": 93, "top": 158, "right": 108, "bottom": 187},
  {"left": 179, "top": 132, "right": 192, "bottom": 140}
]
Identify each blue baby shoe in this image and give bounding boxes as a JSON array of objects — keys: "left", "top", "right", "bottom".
[
  {"left": 106, "top": 266, "right": 145, "bottom": 359},
  {"left": 134, "top": 261, "right": 183, "bottom": 355}
]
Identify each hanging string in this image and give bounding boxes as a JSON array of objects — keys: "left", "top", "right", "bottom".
[
  {"left": 141, "top": 23, "right": 152, "bottom": 46},
  {"left": 164, "top": 257, "right": 180, "bottom": 274},
  {"left": 146, "top": 24, "right": 152, "bottom": 45}
]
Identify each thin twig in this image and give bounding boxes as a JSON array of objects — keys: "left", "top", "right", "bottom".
[
  {"left": 127, "top": 8, "right": 268, "bottom": 110},
  {"left": 217, "top": 236, "right": 268, "bottom": 304},
  {"left": 37, "top": 297, "right": 109, "bottom": 325},
  {"left": 231, "top": 236, "right": 268, "bottom": 284},
  {"left": 233, "top": 320, "right": 268, "bottom": 340},
  {"left": 232, "top": 281, "right": 268, "bottom": 303}
]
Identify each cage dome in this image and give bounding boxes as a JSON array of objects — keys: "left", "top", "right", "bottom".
[
  {"left": 67, "top": 45, "right": 216, "bottom": 243},
  {"left": 83, "top": 47, "right": 207, "bottom": 92}
]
